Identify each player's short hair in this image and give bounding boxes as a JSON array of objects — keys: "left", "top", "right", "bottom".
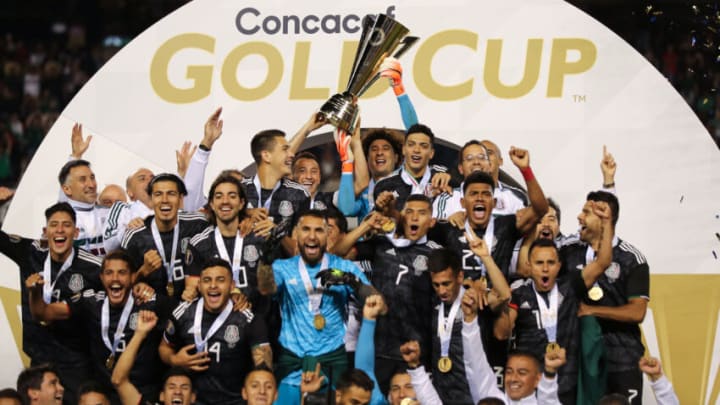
[
  {"left": 458, "top": 140, "right": 488, "bottom": 163},
  {"left": 207, "top": 174, "right": 246, "bottom": 225},
  {"left": 292, "top": 151, "right": 321, "bottom": 173},
  {"left": 586, "top": 190, "right": 619, "bottom": 226},
  {"left": 336, "top": 369, "right": 374, "bottom": 394},
  {"left": 405, "top": 123, "right": 435, "bottom": 144},
  {"left": 404, "top": 194, "right": 432, "bottom": 210},
  {"left": 102, "top": 250, "right": 137, "bottom": 273},
  {"left": 77, "top": 381, "right": 110, "bottom": 401},
  {"left": 362, "top": 129, "right": 402, "bottom": 162},
  {"left": 44, "top": 202, "right": 76, "bottom": 224},
  {"left": 58, "top": 159, "right": 91, "bottom": 185},
  {"left": 598, "top": 394, "right": 631, "bottom": 405},
  {"left": 201, "top": 257, "right": 233, "bottom": 279},
  {"left": 477, "top": 398, "right": 505, "bottom": 405},
  {"left": 325, "top": 207, "right": 348, "bottom": 234},
  {"left": 250, "top": 129, "right": 285, "bottom": 165},
  {"left": 296, "top": 208, "right": 328, "bottom": 225},
  {"left": 0, "top": 388, "right": 22, "bottom": 404},
  {"left": 147, "top": 173, "right": 188, "bottom": 197},
  {"left": 528, "top": 239, "right": 559, "bottom": 260},
  {"left": 428, "top": 248, "right": 462, "bottom": 276},
  {"left": 16, "top": 364, "right": 58, "bottom": 405},
  {"left": 218, "top": 169, "right": 245, "bottom": 181},
  {"left": 162, "top": 368, "right": 194, "bottom": 391},
  {"left": 243, "top": 364, "right": 275, "bottom": 385},
  {"left": 507, "top": 350, "right": 542, "bottom": 373},
  {"left": 548, "top": 198, "right": 561, "bottom": 225},
  {"left": 463, "top": 171, "right": 495, "bottom": 194}
]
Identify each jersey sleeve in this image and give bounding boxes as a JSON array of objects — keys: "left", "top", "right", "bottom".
[
  {"left": 0, "top": 230, "right": 32, "bottom": 267},
  {"left": 353, "top": 239, "right": 376, "bottom": 262},
  {"left": 396, "top": 93, "right": 419, "bottom": 129},
  {"left": 163, "top": 315, "right": 183, "bottom": 347},
  {"left": 626, "top": 262, "right": 650, "bottom": 301},
  {"left": 246, "top": 312, "right": 269, "bottom": 347},
  {"left": 183, "top": 148, "right": 210, "bottom": 213},
  {"left": 184, "top": 242, "right": 204, "bottom": 277},
  {"left": 337, "top": 173, "right": 363, "bottom": 217}
]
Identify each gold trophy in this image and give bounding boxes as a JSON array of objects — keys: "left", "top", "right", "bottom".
[{"left": 318, "top": 13, "right": 418, "bottom": 133}]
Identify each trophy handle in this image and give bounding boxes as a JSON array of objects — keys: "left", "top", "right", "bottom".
[{"left": 393, "top": 36, "right": 419, "bottom": 59}]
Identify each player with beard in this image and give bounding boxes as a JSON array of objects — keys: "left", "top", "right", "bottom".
[
  {"left": 26, "top": 250, "right": 168, "bottom": 403},
  {"left": 494, "top": 201, "right": 613, "bottom": 404},
  {"left": 560, "top": 191, "right": 649, "bottom": 404},
  {"left": 0, "top": 202, "right": 101, "bottom": 404},
  {"left": 433, "top": 140, "right": 491, "bottom": 220},
  {"left": 183, "top": 174, "right": 275, "bottom": 316},
  {"left": 292, "top": 152, "right": 338, "bottom": 211},
  {"left": 121, "top": 174, "right": 208, "bottom": 301},
  {"left": 373, "top": 124, "right": 451, "bottom": 214},
  {"left": 160, "top": 259, "right": 271, "bottom": 405},
  {"left": 257, "top": 209, "right": 377, "bottom": 405},
  {"left": 333, "top": 195, "right": 441, "bottom": 395},
  {"left": 16, "top": 365, "right": 65, "bottom": 405},
  {"left": 242, "top": 130, "right": 310, "bottom": 252}
]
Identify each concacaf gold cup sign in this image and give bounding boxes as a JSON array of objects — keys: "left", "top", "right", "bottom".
[{"left": 0, "top": 1, "right": 718, "bottom": 402}]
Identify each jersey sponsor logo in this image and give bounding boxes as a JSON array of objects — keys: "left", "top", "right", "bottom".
[
  {"left": 520, "top": 301, "right": 531, "bottom": 309},
  {"left": 385, "top": 248, "right": 396, "bottom": 256},
  {"left": 312, "top": 200, "right": 327, "bottom": 210},
  {"left": 413, "top": 255, "right": 428, "bottom": 274},
  {"left": 128, "top": 312, "right": 138, "bottom": 330},
  {"left": 69, "top": 273, "right": 84, "bottom": 293},
  {"left": 83, "top": 289, "right": 96, "bottom": 298},
  {"left": 278, "top": 200, "right": 293, "bottom": 217},
  {"left": 224, "top": 324, "right": 240, "bottom": 348},
  {"left": 243, "top": 245, "right": 259, "bottom": 263},
  {"left": 605, "top": 262, "right": 621, "bottom": 282},
  {"left": 96, "top": 291, "right": 106, "bottom": 300}
]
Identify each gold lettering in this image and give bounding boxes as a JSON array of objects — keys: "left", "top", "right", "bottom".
[
  {"left": 221, "top": 42, "right": 283, "bottom": 101},
  {"left": 413, "top": 30, "right": 477, "bottom": 101},
  {"left": 289, "top": 42, "right": 330, "bottom": 100},
  {"left": 547, "top": 38, "right": 596, "bottom": 97},
  {"left": 484, "top": 39, "right": 543, "bottom": 99},
  {"left": 150, "top": 33, "right": 215, "bottom": 103}
]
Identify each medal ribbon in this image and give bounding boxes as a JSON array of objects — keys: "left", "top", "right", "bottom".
[
  {"left": 400, "top": 166, "right": 432, "bottom": 196},
  {"left": 464, "top": 218, "right": 495, "bottom": 276},
  {"left": 101, "top": 295, "right": 135, "bottom": 355},
  {"left": 532, "top": 283, "right": 558, "bottom": 342},
  {"left": 151, "top": 220, "right": 179, "bottom": 287},
  {"left": 214, "top": 227, "right": 244, "bottom": 287},
  {"left": 193, "top": 298, "right": 233, "bottom": 352},
  {"left": 584, "top": 236, "right": 619, "bottom": 289},
  {"left": 437, "top": 286, "right": 465, "bottom": 358},
  {"left": 298, "top": 255, "right": 328, "bottom": 315},
  {"left": 252, "top": 175, "right": 281, "bottom": 210},
  {"left": 42, "top": 249, "right": 75, "bottom": 303}
]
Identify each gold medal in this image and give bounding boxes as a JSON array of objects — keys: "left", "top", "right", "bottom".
[
  {"left": 438, "top": 356, "right": 452, "bottom": 373},
  {"left": 381, "top": 220, "right": 396, "bottom": 233},
  {"left": 105, "top": 354, "right": 116, "bottom": 370},
  {"left": 588, "top": 285, "right": 603, "bottom": 301},
  {"left": 546, "top": 342, "right": 560, "bottom": 354},
  {"left": 166, "top": 282, "right": 175, "bottom": 297},
  {"left": 313, "top": 314, "right": 325, "bottom": 330}
]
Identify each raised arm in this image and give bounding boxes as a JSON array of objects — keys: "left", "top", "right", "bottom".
[
  {"left": 111, "top": 310, "right": 157, "bottom": 405},
  {"left": 26, "top": 273, "right": 70, "bottom": 321},
  {"left": 401, "top": 341, "right": 442, "bottom": 405},
  {"left": 356, "top": 295, "right": 387, "bottom": 404},
  {"left": 288, "top": 112, "right": 328, "bottom": 155},
  {"left": 183, "top": 107, "right": 223, "bottom": 212},
  {"left": 257, "top": 263, "right": 278, "bottom": 296},
  {"left": 510, "top": 147, "right": 548, "bottom": 234},
  {"left": 639, "top": 357, "right": 680, "bottom": 405},
  {"left": 379, "top": 57, "right": 418, "bottom": 129},
  {"left": 580, "top": 202, "right": 614, "bottom": 288},
  {"left": 331, "top": 211, "right": 385, "bottom": 257},
  {"left": 600, "top": 145, "right": 617, "bottom": 194},
  {"left": 465, "top": 228, "right": 511, "bottom": 311}
]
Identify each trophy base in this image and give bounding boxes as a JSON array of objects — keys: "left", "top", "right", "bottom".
[{"left": 319, "top": 92, "right": 359, "bottom": 133}]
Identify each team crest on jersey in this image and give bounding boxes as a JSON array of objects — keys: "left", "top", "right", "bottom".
[
  {"left": 413, "top": 255, "right": 428, "bottom": 274},
  {"left": 165, "top": 320, "right": 175, "bottom": 336},
  {"left": 69, "top": 273, "right": 84, "bottom": 292},
  {"left": 128, "top": 313, "right": 138, "bottom": 330},
  {"left": 496, "top": 198, "right": 505, "bottom": 210},
  {"left": 181, "top": 237, "right": 190, "bottom": 253},
  {"left": 604, "top": 262, "right": 621, "bottom": 282},
  {"left": 312, "top": 200, "right": 327, "bottom": 210},
  {"left": 279, "top": 200, "right": 293, "bottom": 217},
  {"left": 243, "top": 245, "right": 259, "bottom": 263},
  {"left": 224, "top": 325, "right": 240, "bottom": 348},
  {"left": 185, "top": 249, "right": 193, "bottom": 265}
]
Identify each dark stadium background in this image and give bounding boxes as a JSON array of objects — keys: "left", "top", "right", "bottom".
[{"left": 0, "top": 0, "right": 717, "bottom": 197}]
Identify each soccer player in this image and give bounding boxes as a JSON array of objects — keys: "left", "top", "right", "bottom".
[
  {"left": 97, "top": 184, "right": 127, "bottom": 208},
  {"left": 479, "top": 139, "right": 530, "bottom": 216},
  {"left": 241, "top": 367, "right": 278, "bottom": 405},
  {"left": 26, "top": 250, "right": 167, "bottom": 403},
  {"left": 121, "top": 173, "right": 207, "bottom": 300},
  {"left": 373, "top": 124, "right": 450, "bottom": 212},
  {"left": 493, "top": 201, "right": 613, "bottom": 403},
  {"left": 560, "top": 191, "right": 650, "bottom": 404},
  {"left": 160, "top": 258, "right": 271, "bottom": 405},
  {"left": 76, "top": 382, "right": 111, "bottom": 405},
  {"left": 432, "top": 140, "right": 491, "bottom": 220},
  {"left": 257, "top": 209, "right": 376, "bottom": 405},
  {"left": 102, "top": 168, "right": 155, "bottom": 252},
  {"left": 292, "top": 151, "right": 338, "bottom": 211},
  {"left": 300, "top": 368, "right": 375, "bottom": 405},
  {"left": 0, "top": 202, "right": 101, "bottom": 404},
  {"left": 333, "top": 195, "right": 440, "bottom": 394},
  {"left": 184, "top": 174, "right": 274, "bottom": 313},
  {"left": 16, "top": 365, "right": 65, "bottom": 405}
]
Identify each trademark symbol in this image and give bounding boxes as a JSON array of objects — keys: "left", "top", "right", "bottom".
[{"left": 572, "top": 94, "right": 586, "bottom": 102}]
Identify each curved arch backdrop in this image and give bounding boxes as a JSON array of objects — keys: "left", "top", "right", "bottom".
[{"left": 0, "top": 0, "right": 718, "bottom": 402}]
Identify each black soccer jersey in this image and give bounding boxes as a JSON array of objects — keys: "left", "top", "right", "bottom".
[
  {"left": 163, "top": 299, "right": 269, "bottom": 405},
  {"left": 431, "top": 300, "right": 473, "bottom": 405},
  {"left": 354, "top": 236, "right": 439, "bottom": 361},
  {"left": 429, "top": 215, "right": 523, "bottom": 280},
  {"left": 509, "top": 273, "right": 587, "bottom": 399},
  {"left": 242, "top": 176, "right": 310, "bottom": 234},
  {"left": 121, "top": 212, "right": 208, "bottom": 300},
  {"left": 185, "top": 226, "right": 270, "bottom": 315},
  {"left": 372, "top": 165, "right": 448, "bottom": 211},
  {"left": 560, "top": 237, "right": 650, "bottom": 372},
  {"left": 309, "top": 191, "right": 337, "bottom": 211},
  {"left": 65, "top": 291, "right": 171, "bottom": 401},
  {"left": 0, "top": 230, "right": 102, "bottom": 364}
]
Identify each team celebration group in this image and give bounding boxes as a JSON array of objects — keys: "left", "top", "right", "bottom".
[{"left": 0, "top": 58, "right": 680, "bottom": 405}]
